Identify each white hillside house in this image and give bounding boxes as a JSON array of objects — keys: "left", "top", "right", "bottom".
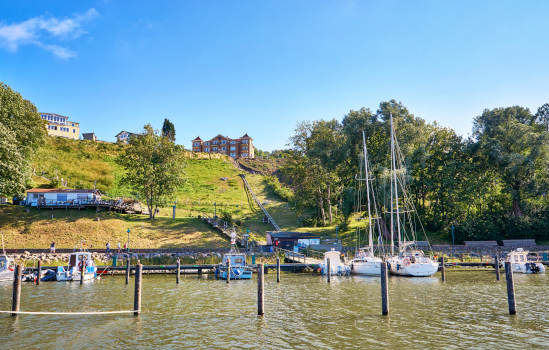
[{"left": 26, "top": 189, "right": 101, "bottom": 206}]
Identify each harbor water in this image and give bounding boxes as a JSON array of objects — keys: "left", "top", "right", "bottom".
[{"left": 1, "top": 271, "right": 548, "bottom": 349}]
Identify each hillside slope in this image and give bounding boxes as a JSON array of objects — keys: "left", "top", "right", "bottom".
[{"left": 1, "top": 137, "right": 299, "bottom": 248}]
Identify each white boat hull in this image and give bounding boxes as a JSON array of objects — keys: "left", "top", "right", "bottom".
[
  {"left": 56, "top": 271, "right": 96, "bottom": 281},
  {"left": 387, "top": 258, "right": 439, "bottom": 277},
  {"left": 0, "top": 269, "right": 14, "bottom": 282},
  {"left": 511, "top": 262, "right": 545, "bottom": 274},
  {"left": 350, "top": 260, "right": 382, "bottom": 276}
]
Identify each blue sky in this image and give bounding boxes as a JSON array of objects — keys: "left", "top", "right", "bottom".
[{"left": 1, "top": 1, "right": 548, "bottom": 150}]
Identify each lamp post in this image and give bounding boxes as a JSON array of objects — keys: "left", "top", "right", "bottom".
[
  {"left": 127, "top": 228, "right": 130, "bottom": 253},
  {"left": 451, "top": 225, "right": 455, "bottom": 246}
]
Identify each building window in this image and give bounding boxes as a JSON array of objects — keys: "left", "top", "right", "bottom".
[
  {"left": 221, "top": 140, "right": 226, "bottom": 144},
  {"left": 230, "top": 152, "right": 236, "bottom": 157},
  {"left": 57, "top": 194, "right": 67, "bottom": 202},
  {"left": 194, "top": 142, "right": 201, "bottom": 147},
  {"left": 221, "top": 147, "right": 226, "bottom": 151},
  {"left": 242, "top": 153, "right": 248, "bottom": 157},
  {"left": 212, "top": 147, "right": 218, "bottom": 151},
  {"left": 73, "top": 129, "right": 76, "bottom": 133},
  {"left": 241, "top": 146, "right": 248, "bottom": 150},
  {"left": 230, "top": 140, "right": 236, "bottom": 144},
  {"left": 212, "top": 140, "right": 218, "bottom": 145},
  {"left": 205, "top": 141, "right": 210, "bottom": 146},
  {"left": 241, "top": 139, "right": 248, "bottom": 144},
  {"left": 205, "top": 147, "right": 210, "bottom": 152},
  {"left": 230, "top": 146, "right": 236, "bottom": 151}
]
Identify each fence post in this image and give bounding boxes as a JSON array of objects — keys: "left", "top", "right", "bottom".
[
  {"left": 441, "top": 256, "right": 446, "bottom": 282},
  {"left": 80, "top": 260, "right": 85, "bottom": 285},
  {"left": 176, "top": 258, "right": 180, "bottom": 284},
  {"left": 381, "top": 262, "right": 389, "bottom": 316},
  {"left": 125, "top": 259, "right": 130, "bottom": 285},
  {"left": 12, "top": 265, "right": 22, "bottom": 317},
  {"left": 134, "top": 264, "right": 143, "bottom": 316},
  {"left": 495, "top": 254, "right": 501, "bottom": 281},
  {"left": 505, "top": 262, "right": 516, "bottom": 315},
  {"left": 37, "top": 260, "right": 42, "bottom": 285},
  {"left": 276, "top": 257, "right": 280, "bottom": 283},
  {"left": 327, "top": 258, "right": 331, "bottom": 283},
  {"left": 257, "top": 263, "right": 264, "bottom": 316}
]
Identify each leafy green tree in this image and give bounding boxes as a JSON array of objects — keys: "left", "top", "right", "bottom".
[
  {"left": 161, "top": 118, "right": 176, "bottom": 142},
  {"left": 536, "top": 103, "right": 549, "bottom": 131},
  {"left": 473, "top": 107, "right": 549, "bottom": 217},
  {"left": 0, "top": 82, "right": 46, "bottom": 196},
  {"left": 118, "top": 124, "right": 186, "bottom": 219}
]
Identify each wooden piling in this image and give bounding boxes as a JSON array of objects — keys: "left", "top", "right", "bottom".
[
  {"left": 257, "top": 263, "right": 264, "bottom": 316},
  {"left": 327, "top": 258, "right": 331, "bottom": 283},
  {"left": 176, "top": 259, "right": 180, "bottom": 284},
  {"left": 80, "top": 260, "right": 85, "bottom": 285},
  {"left": 381, "top": 262, "right": 389, "bottom": 316},
  {"left": 495, "top": 254, "right": 501, "bottom": 281},
  {"left": 12, "top": 265, "right": 22, "bottom": 316},
  {"left": 37, "top": 260, "right": 41, "bottom": 285},
  {"left": 134, "top": 264, "right": 143, "bottom": 316},
  {"left": 276, "top": 257, "right": 280, "bottom": 283},
  {"left": 226, "top": 259, "right": 231, "bottom": 284},
  {"left": 198, "top": 267, "right": 203, "bottom": 276},
  {"left": 125, "top": 259, "right": 130, "bottom": 285},
  {"left": 441, "top": 256, "right": 446, "bottom": 282},
  {"left": 504, "top": 262, "right": 516, "bottom": 315}
]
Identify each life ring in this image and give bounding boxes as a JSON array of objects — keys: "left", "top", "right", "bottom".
[
  {"left": 78, "top": 261, "right": 86, "bottom": 270},
  {"left": 403, "top": 258, "right": 411, "bottom": 266}
]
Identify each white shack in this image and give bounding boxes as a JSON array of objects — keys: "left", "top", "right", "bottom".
[{"left": 26, "top": 189, "right": 101, "bottom": 206}]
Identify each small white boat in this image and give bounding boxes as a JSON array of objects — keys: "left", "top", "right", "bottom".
[
  {"left": 56, "top": 252, "right": 97, "bottom": 281},
  {"left": 506, "top": 248, "right": 545, "bottom": 274},
  {"left": 0, "top": 254, "right": 15, "bottom": 282},
  {"left": 350, "top": 249, "right": 383, "bottom": 276},
  {"left": 321, "top": 250, "right": 350, "bottom": 276},
  {"left": 386, "top": 249, "right": 439, "bottom": 277}
]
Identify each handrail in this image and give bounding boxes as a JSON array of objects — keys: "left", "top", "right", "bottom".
[{"left": 239, "top": 174, "right": 281, "bottom": 231}]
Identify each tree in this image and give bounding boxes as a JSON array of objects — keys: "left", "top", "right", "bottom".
[
  {"left": 162, "top": 118, "right": 176, "bottom": 142},
  {"left": 0, "top": 123, "right": 29, "bottom": 196},
  {"left": 118, "top": 124, "right": 186, "bottom": 219},
  {"left": 0, "top": 82, "right": 46, "bottom": 196},
  {"left": 536, "top": 103, "right": 549, "bottom": 131},
  {"left": 473, "top": 107, "right": 549, "bottom": 217}
]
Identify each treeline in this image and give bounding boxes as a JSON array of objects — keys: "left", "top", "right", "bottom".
[{"left": 280, "top": 100, "right": 549, "bottom": 242}]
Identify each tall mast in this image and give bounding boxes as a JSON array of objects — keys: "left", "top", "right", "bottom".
[
  {"left": 362, "top": 131, "right": 373, "bottom": 254},
  {"left": 389, "top": 116, "right": 394, "bottom": 256},
  {"left": 390, "top": 114, "right": 402, "bottom": 254}
]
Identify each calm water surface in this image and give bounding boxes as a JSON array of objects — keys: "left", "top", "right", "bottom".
[{"left": 0, "top": 271, "right": 548, "bottom": 349}]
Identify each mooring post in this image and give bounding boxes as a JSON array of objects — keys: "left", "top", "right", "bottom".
[
  {"left": 134, "top": 264, "right": 143, "bottom": 316},
  {"left": 125, "top": 259, "right": 130, "bottom": 285},
  {"left": 176, "top": 258, "right": 180, "bottom": 284},
  {"left": 276, "top": 257, "right": 280, "bottom": 283},
  {"left": 327, "top": 258, "right": 331, "bottom": 283},
  {"left": 441, "top": 256, "right": 446, "bottom": 282},
  {"left": 227, "top": 258, "right": 231, "bottom": 284},
  {"left": 37, "top": 260, "right": 42, "bottom": 285},
  {"left": 381, "top": 261, "right": 389, "bottom": 316},
  {"left": 12, "top": 264, "right": 22, "bottom": 317},
  {"left": 80, "top": 260, "right": 85, "bottom": 285},
  {"left": 257, "top": 263, "right": 264, "bottom": 316},
  {"left": 504, "top": 262, "right": 516, "bottom": 315},
  {"left": 198, "top": 267, "right": 202, "bottom": 276},
  {"left": 495, "top": 254, "right": 501, "bottom": 281}
]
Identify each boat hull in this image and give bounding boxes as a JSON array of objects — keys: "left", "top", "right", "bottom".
[
  {"left": 387, "top": 259, "right": 439, "bottom": 277},
  {"left": 216, "top": 267, "right": 253, "bottom": 280},
  {"left": 350, "top": 261, "right": 382, "bottom": 276},
  {"left": 511, "top": 262, "right": 545, "bottom": 274}
]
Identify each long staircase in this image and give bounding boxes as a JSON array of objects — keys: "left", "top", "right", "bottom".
[{"left": 239, "top": 174, "right": 281, "bottom": 231}]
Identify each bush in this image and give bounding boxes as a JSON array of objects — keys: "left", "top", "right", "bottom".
[{"left": 263, "top": 176, "right": 293, "bottom": 202}]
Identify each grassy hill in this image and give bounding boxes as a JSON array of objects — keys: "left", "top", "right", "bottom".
[{"left": 1, "top": 136, "right": 301, "bottom": 248}]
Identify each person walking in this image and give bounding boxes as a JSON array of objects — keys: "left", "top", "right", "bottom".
[
  {"left": 50, "top": 241, "right": 56, "bottom": 253},
  {"left": 106, "top": 241, "right": 111, "bottom": 254},
  {"left": 124, "top": 242, "right": 128, "bottom": 253}
]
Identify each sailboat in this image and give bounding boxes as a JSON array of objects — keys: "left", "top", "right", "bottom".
[
  {"left": 385, "top": 115, "right": 439, "bottom": 277},
  {"left": 349, "top": 131, "right": 384, "bottom": 276},
  {"left": 0, "top": 234, "right": 15, "bottom": 282}
]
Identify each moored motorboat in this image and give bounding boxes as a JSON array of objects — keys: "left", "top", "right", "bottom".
[
  {"left": 321, "top": 250, "right": 350, "bottom": 276},
  {"left": 215, "top": 251, "right": 253, "bottom": 280},
  {"left": 0, "top": 254, "right": 15, "bottom": 282},
  {"left": 506, "top": 248, "right": 545, "bottom": 274},
  {"left": 386, "top": 249, "right": 439, "bottom": 277},
  {"left": 56, "top": 251, "right": 97, "bottom": 281}
]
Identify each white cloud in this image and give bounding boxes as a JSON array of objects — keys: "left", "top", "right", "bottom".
[{"left": 0, "top": 8, "right": 98, "bottom": 59}]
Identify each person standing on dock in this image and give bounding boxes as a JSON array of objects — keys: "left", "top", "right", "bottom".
[
  {"left": 106, "top": 241, "right": 111, "bottom": 254},
  {"left": 50, "top": 241, "right": 55, "bottom": 253}
]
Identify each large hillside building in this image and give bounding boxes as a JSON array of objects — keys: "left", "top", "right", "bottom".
[
  {"left": 40, "top": 113, "right": 80, "bottom": 140},
  {"left": 192, "top": 134, "right": 254, "bottom": 158}
]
